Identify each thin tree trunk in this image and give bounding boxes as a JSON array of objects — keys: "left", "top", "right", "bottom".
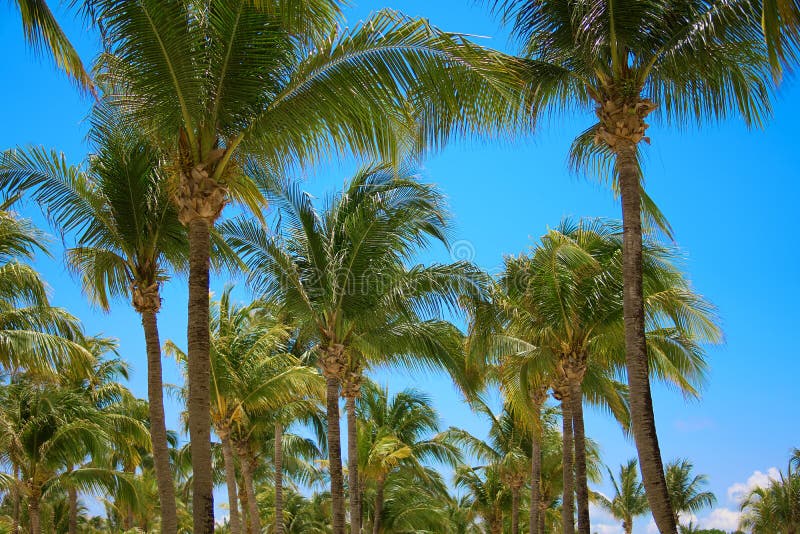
[
  {"left": 511, "top": 485, "right": 521, "bottom": 534},
  {"left": 617, "top": 142, "right": 677, "bottom": 534},
  {"left": 570, "top": 380, "right": 590, "bottom": 534},
  {"left": 237, "top": 448, "right": 261, "bottom": 534},
  {"left": 29, "top": 488, "right": 41, "bottom": 534},
  {"left": 529, "top": 407, "right": 543, "bottom": 534},
  {"left": 220, "top": 432, "right": 242, "bottom": 534},
  {"left": 274, "top": 422, "right": 284, "bottom": 534},
  {"left": 326, "top": 376, "right": 347, "bottom": 534},
  {"left": 372, "top": 477, "right": 385, "bottom": 534},
  {"left": 560, "top": 394, "right": 575, "bottom": 534},
  {"left": 238, "top": 480, "right": 250, "bottom": 534},
  {"left": 624, "top": 518, "right": 633, "bottom": 534},
  {"left": 68, "top": 484, "right": 78, "bottom": 534},
  {"left": 140, "top": 309, "right": 179, "bottom": 534},
  {"left": 346, "top": 395, "right": 361, "bottom": 534},
  {"left": 187, "top": 218, "right": 215, "bottom": 533},
  {"left": 13, "top": 464, "right": 20, "bottom": 533}
]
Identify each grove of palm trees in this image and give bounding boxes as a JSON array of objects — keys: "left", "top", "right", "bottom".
[{"left": 0, "top": 0, "right": 798, "bottom": 533}]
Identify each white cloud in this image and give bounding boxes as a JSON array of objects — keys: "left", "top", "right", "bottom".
[
  {"left": 646, "top": 519, "right": 658, "bottom": 533},
  {"left": 700, "top": 507, "right": 741, "bottom": 531},
  {"left": 727, "top": 467, "right": 780, "bottom": 503}
]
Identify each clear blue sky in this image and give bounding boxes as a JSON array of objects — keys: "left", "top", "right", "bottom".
[{"left": 2, "top": 1, "right": 798, "bottom": 531}]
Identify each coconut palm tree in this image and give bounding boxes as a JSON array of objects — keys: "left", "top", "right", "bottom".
[
  {"left": 9, "top": 0, "right": 92, "bottom": 91},
  {"left": 484, "top": 2, "right": 771, "bottom": 529},
  {"left": 665, "top": 459, "right": 717, "bottom": 527},
  {"left": 0, "top": 203, "right": 88, "bottom": 375},
  {"left": 595, "top": 459, "right": 650, "bottom": 534},
  {"left": 0, "top": 382, "right": 139, "bottom": 534},
  {"left": 739, "top": 451, "right": 800, "bottom": 533},
  {"left": 225, "top": 165, "right": 487, "bottom": 531},
  {"left": 356, "top": 381, "right": 461, "bottom": 533},
  {"left": 477, "top": 218, "right": 719, "bottom": 533},
  {"left": 95, "top": 2, "right": 525, "bottom": 527},
  {"left": 0, "top": 106, "right": 191, "bottom": 532},
  {"left": 167, "top": 288, "right": 323, "bottom": 534}
]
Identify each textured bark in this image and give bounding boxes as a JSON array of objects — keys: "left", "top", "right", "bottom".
[
  {"left": 187, "top": 218, "right": 215, "bottom": 533},
  {"left": 220, "top": 431, "right": 242, "bottom": 534},
  {"left": 529, "top": 431, "right": 542, "bottom": 534},
  {"left": 239, "top": 483, "right": 250, "bottom": 534},
  {"left": 68, "top": 485, "right": 77, "bottom": 534},
  {"left": 595, "top": 95, "right": 677, "bottom": 534},
  {"left": 29, "top": 488, "right": 41, "bottom": 534},
  {"left": 345, "top": 395, "right": 361, "bottom": 534},
  {"left": 511, "top": 485, "right": 521, "bottom": 534},
  {"left": 559, "top": 390, "right": 575, "bottom": 534},
  {"left": 274, "top": 422, "right": 285, "bottom": 534},
  {"left": 140, "top": 308, "right": 178, "bottom": 534},
  {"left": 236, "top": 446, "right": 261, "bottom": 534},
  {"left": 570, "top": 381, "right": 590, "bottom": 534},
  {"left": 624, "top": 518, "right": 633, "bottom": 534},
  {"left": 372, "top": 477, "right": 385, "bottom": 534},
  {"left": 12, "top": 466, "right": 19, "bottom": 534},
  {"left": 618, "top": 140, "right": 677, "bottom": 534},
  {"left": 326, "top": 376, "right": 347, "bottom": 534}
]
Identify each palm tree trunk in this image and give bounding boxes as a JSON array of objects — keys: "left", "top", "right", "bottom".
[
  {"left": 220, "top": 431, "right": 242, "bottom": 534},
  {"left": 372, "top": 476, "right": 385, "bottom": 534},
  {"left": 238, "top": 481, "right": 249, "bottom": 534},
  {"left": 187, "top": 217, "right": 215, "bottom": 533},
  {"left": 529, "top": 403, "right": 543, "bottom": 534},
  {"left": 68, "top": 484, "right": 78, "bottom": 534},
  {"left": 617, "top": 141, "right": 677, "bottom": 534},
  {"left": 237, "top": 446, "right": 261, "bottom": 534},
  {"left": 570, "top": 379, "right": 590, "bottom": 534},
  {"left": 624, "top": 519, "right": 633, "bottom": 534},
  {"left": 13, "top": 464, "right": 20, "bottom": 533},
  {"left": 511, "top": 485, "right": 521, "bottom": 534},
  {"left": 29, "top": 487, "right": 41, "bottom": 534},
  {"left": 274, "top": 422, "right": 284, "bottom": 534},
  {"left": 345, "top": 395, "right": 361, "bottom": 534},
  {"left": 140, "top": 308, "right": 178, "bottom": 534},
  {"left": 326, "top": 376, "right": 347, "bottom": 534},
  {"left": 560, "top": 392, "right": 575, "bottom": 534}
]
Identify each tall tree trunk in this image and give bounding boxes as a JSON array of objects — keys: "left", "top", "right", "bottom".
[
  {"left": 237, "top": 446, "right": 261, "bottom": 534},
  {"left": 511, "top": 485, "right": 521, "bottom": 534},
  {"left": 559, "top": 392, "right": 575, "bottom": 534},
  {"left": 140, "top": 308, "right": 179, "bottom": 534},
  {"left": 220, "top": 431, "right": 242, "bottom": 534},
  {"left": 570, "top": 380, "right": 590, "bottom": 534},
  {"left": 372, "top": 476, "right": 385, "bottom": 534},
  {"left": 326, "top": 376, "right": 347, "bottom": 534},
  {"left": 238, "top": 479, "right": 250, "bottom": 534},
  {"left": 345, "top": 395, "right": 361, "bottom": 534},
  {"left": 274, "top": 422, "right": 284, "bottom": 534},
  {"left": 68, "top": 484, "right": 77, "bottom": 534},
  {"left": 29, "top": 488, "right": 41, "bottom": 534},
  {"left": 187, "top": 218, "right": 215, "bottom": 533},
  {"left": 13, "top": 464, "right": 20, "bottom": 533},
  {"left": 617, "top": 140, "right": 677, "bottom": 534},
  {"left": 529, "top": 400, "right": 543, "bottom": 534},
  {"left": 624, "top": 518, "right": 633, "bottom": 534}
]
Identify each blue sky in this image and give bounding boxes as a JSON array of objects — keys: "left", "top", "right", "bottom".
[{"left": 2, "top": 1, "right": 799, "bottom": 531}]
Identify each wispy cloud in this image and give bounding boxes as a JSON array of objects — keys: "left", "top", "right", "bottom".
[{"left": 727, "top": 467, "right": 780, "bottom": 502}]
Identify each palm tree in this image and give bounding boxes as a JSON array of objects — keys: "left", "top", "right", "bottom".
[
  {"left": 226, "top": 165, "right": 486, "bottom": 532},
  {"left": 168, "top": 286, "right": 321, "bottom": 534},
  {"left": 0, "top": 202, "right": 88, "bottom": 376},
  {"left": 665, "top": 459, "right": 717, "bottom": 527},
  {"left": 0, "top": 107, "right": 189, "bottom": 532},
  {"left": 9, "top": 0, "right": 92, "bottom": 91},
  {"left": 0, "top": 382, "right": 138, "bottom": 534},
  {"left": 595, "top": 459, "right": 650, "bottom": 534},
  {"left": 478, "top": 219, "right": 719, "bottom": 533},
  {"left": 95, "top": 2, "right": 525, "bottom": 528},
  {"left": 356, "top": 381, "right": 461, "bottom": 534},
  {"left": 455, "top": 464, "right": 508, "bottom": 534},
  {"left": 739, "top": 450, "right": 800, "bottom": 533},
  {"left": 485, "top": 2, "right": 771, "bottom": 530}
]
